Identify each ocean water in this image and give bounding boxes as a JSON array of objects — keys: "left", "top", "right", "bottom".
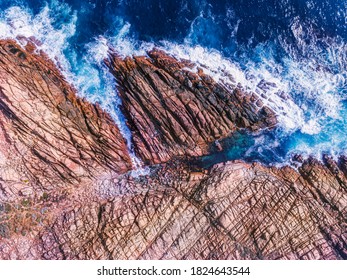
[{"left": 0, "top": 0, "right": 346, "bottom": 167}]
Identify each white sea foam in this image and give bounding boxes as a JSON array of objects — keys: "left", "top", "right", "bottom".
[
  {"left": 84, "top": 37, "right": 145, "bottom": 170},
  {"left": 0, "top": 5, "right": 76, "bottom": 74}
]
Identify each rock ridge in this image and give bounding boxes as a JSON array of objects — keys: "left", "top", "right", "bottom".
[{"left": 106, "top": 49, "right": 276, "bottom": 165}]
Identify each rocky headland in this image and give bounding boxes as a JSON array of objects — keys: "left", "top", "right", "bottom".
[{"left": 0, "top": 39, "right": 345, "bottom": 259}]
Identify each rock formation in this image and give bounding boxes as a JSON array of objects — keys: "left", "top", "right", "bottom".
[
  {"left": 0, "top": 40, "right": 132, "bottom": 176},
  {"left": 0, "top": 40, "right": 346, "bottom": 259},
  {"left": 106, "top": 49, "right": 276, "bottom": 164},
  {"left": 31, "top": 159, "right": 345, "bottom": 260}
]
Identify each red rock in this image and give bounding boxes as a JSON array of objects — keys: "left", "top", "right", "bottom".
[{"left": 106, "top": 49, "right": 277, "bottom": 164}]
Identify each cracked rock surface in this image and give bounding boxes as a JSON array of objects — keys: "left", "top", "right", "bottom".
[
  {"left": 0, "top": 40, "right": 346, "bottom": 259},
  {"left": 35, "top": 160, "right": 346, "bottom": 260},
  {"left": 106, "top": 49, "right": 277, "bottom": 165}
]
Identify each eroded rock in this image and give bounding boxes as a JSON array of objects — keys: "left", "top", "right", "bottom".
[
  {"left": 106, "top": 49, "right": 277, "bottom": 164},
  {"left": 0, "top": 41, "right": 346, "bottom": 260},
  {"left": 0, "top": 39, "right": 132, "bottom": 253},
  {"left": 17, "top": 160, "right": 346, "bottom": 260}
]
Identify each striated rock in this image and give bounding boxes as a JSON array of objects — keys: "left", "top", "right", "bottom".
[
  {"left": 0, "top": 39, "right": 132, "bottom": 252},
  {"left": 0, "top": 40, "right": 346, "bottom": 260},
  {"left": 0, "top": 39, "right": 132, "bottom": 182},
  {"left": 106, "top": 49, "right": 277, "bottom": 165},
  {"left": 2, "top": 159, "right": 345, "bottom": 260}
]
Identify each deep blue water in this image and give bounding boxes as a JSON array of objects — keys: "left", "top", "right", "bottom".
[
  {"left": 1, "top": 0, "right": 346, "bottom": 58},
  {"left": 1, "top": 0, "right": 347, "bottom": 166}
]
